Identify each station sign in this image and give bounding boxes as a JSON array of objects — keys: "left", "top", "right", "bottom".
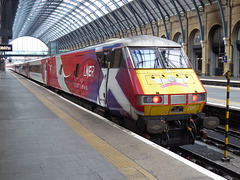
[
  {"left": 222, "top": 55, "right": 227, "bottom": 63},
  {"left": 0, "top": 45, "right": 12, "bottom": 51}
]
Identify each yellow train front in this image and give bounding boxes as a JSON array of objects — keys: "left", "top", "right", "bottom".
[{"left": 122, "top": 36, "right": 219, "bottom": 146}]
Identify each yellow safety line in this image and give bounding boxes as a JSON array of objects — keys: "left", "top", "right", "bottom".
[{"left": 14, "top": 74, "right": 157, "bottom": 180}]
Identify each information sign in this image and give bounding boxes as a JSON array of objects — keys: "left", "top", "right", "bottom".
[{"left": 0, "top": 45, "right": 12, "bottom": 51}]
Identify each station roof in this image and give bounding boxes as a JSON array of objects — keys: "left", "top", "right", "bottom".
[{"left": 12, "top": 0, "right": 219, "bottom": 48}]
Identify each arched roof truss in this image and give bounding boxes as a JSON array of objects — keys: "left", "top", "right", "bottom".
[{"left": 13, "top": 0, "right": 219, "bottom": 49}]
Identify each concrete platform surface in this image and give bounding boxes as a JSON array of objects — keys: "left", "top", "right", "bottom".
[
  {"left": 0, "top": 71, "right": 225, "bottom": 180},
  {"left": 204, "top": 85, "right": 240, "bottom": 110}
]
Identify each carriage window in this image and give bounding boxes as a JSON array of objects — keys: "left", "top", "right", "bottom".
[
  {"left": 29, "top": 65, "right": 42, "bottom": 73},
  {"left": 130, "top": 48, "right": 163, "bottom": 69},
  {"left": 59, "top": 64, "right": 62, "bottom": 75},
  {"left": 113, "top": 49, "right": 124, "bottom": 68}
]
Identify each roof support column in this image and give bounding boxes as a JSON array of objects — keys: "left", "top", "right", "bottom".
[
  {"left": 152, "top": 0, "right": 168, "bottom": 38},
  {"left": 217, "top": 0, "right": 227, "bottom": 38},
  {"left": 126, "top": 3, "right": 143, "bottom": 35},
  {"left": 170, "top": 0, "right": 185, "bottom": 43},
  {"left": 191, "top": 1, "right": 205, "bottom": 41},
  {"left": 217, "top": 0, "right": 232, "bottom": 73},
  {"left": 137, "top": 0, "right": 154, "bottom": 35}
]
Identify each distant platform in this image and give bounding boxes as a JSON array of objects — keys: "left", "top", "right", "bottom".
[{"left": 200, "top": 76, "right": 240, "bottom": 87}]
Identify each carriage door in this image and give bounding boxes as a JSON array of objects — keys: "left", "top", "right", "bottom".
[
  {"left": 97, "top": 50, "right": 112, "bottom": 107},
  {"left": 44, "top": 59, "right": 48, "bottom": 85}
]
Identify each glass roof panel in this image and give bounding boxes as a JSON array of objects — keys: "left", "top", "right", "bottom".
[
  {"left": 95, "top": 10, "right": 103, "bottom": 17},
  {"left": 94, "top": 1, "right": 103, "bottom": 8},
  {"left": 89, "top": 13, "right": 97, "bottom": 20},
  {"left": 12, "top": 0, "right": 215, "bottom": 44},
  {"left": 85, "top": 16, "right": 92, "bottom": 22},
  {"left": 84, "top": 9, "right": 92, "bottom": 14}
]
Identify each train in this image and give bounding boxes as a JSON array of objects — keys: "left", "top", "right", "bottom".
[{"left": 9, "top": 35, "right": 219, "bottom": 146}]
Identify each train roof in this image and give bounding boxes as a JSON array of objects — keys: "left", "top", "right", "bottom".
[
  {"left": 109, "top": 35, "right": 181, "bottom": 48},
  {"left": 22, "top": 35, "right": 182, "bottom": 63}
]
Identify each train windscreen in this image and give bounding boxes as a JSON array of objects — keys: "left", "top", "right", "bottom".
[{"left": 130, "top": 48, "right": 191, "bottom": 69}]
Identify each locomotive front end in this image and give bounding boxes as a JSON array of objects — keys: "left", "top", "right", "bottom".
[{"left": 128, "top": 44, "right": 219, "bottom": 146}]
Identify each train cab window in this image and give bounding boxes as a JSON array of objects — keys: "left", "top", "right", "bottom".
[
  {"left": 112, "top": 49, "right": 124, "bottom": 68},
  {"left": 158, "top": 48, "right": 191, "bottom": 68},
  {"left": 59, "top": 64, "right": 63, "bottom": 75},
  {"left": 75, "top": 64, "right": 79, "bottom": 77},
  {"left": 130, "top": 48, "right": 163, "bottom": 69},
  {"left": 130, "top": 47, "right": 191, "bottom": 69}
]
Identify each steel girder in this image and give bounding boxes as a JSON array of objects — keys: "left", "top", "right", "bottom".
[{"left": 217, "top": 0, "right": 228, "bottom": 38}]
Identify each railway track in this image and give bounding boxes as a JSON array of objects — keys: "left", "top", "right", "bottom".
[
  {"left": 201, "top": 136, "right": 240, "bottom": 156},
  {"left": 215, "top": 126, "right": 240, "bottom": 138},
  {"left": 199, "top": 127, "right": 240, "bottom": 156},
  {"left": 203, "top": 105, "right": 240, "bottom": 128},
  {"left": 171, "top": 146, "right": 240, "bottom": 180}
]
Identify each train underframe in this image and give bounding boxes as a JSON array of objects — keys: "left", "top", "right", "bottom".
[{"left": 136, "top": 113, "right": 214, "bottom": 147}]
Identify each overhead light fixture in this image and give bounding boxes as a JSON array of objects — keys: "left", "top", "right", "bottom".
[{"left": 198, "top": 5, "right": 203, "bottom": 12}]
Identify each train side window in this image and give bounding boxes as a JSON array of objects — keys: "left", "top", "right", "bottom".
[
  {"left": 96, "top": 52, "right": 103, "bottom": 65},
  {"left": 45, "top": 63, "right": 48, "bottom": 71},
  {"left": 103, "top": 51, "right": 112, "bottom": 68},
  {"left": 75, "top": 64, "right": 79, "bottom": 77},
  {"left": 107, "top": 51, "right": 112, "bottom": 67},
  {"left": 101, "top": 51, "right": 108, "bottom": 68},
  {"left": 96, "top": 50, "right": 112, "bottom": 68},
  {"left": 113, "top": 49, "right": 124, "bottom": 68},
  {"left": 59, "top": 64, "right": 62, "bottom": 75}
]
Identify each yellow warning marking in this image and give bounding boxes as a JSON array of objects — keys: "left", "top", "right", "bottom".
[
  {"left": 224, "top": 150, "right": 228, "bottom": 158},
  {"left": 14, "top": 74, "right": 157, "bottom": 180},
  {"left": 225, "top": 124, "right": 229, "bottom": 132}
]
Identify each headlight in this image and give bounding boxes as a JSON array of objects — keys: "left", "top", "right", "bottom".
[
  {"left": 138, "top": 95, "right": 168, "bottom": 105},
  {"left": 188, "top": 93, "right": 206, "bottom": 103}
]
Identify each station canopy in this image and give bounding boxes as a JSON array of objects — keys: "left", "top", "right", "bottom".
[{"left": 12, "top": 0, "right": 218, "bottom": 49}]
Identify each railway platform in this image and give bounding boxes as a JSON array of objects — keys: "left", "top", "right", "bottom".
[
  {"left": 199, "top": 76, "right": 240, "bottom": 87},
  {"left": 198, "top": 75, "right": 240, "bottom": 110},
  {"left": 0, "top": 70, "right": 225, "bottom": 180},
  {"left": 204, "top": 84, "right": 240, "bottom": 110}
]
